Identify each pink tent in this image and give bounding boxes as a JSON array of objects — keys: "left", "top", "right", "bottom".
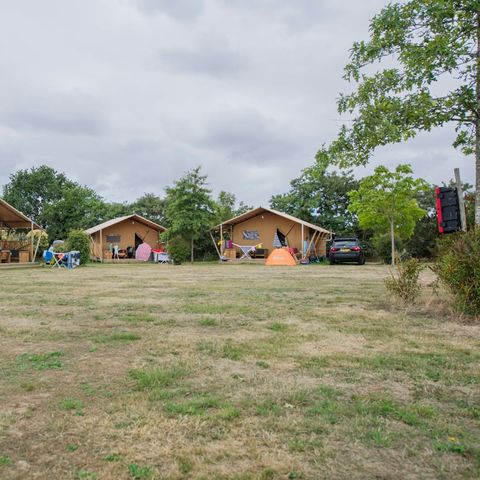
[{"left": 135, "top": 242, "right": 152, "bottom": 261}]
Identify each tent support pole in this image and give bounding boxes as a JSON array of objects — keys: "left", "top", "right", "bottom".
[
  {"left": 30, "top": 221, "right": 34, "bottom": 262},
  {"left": 220, "top": 223, "right": 223, "bottom": 254},
  {"left": 210, "top": 231, "right": 222, "bottom": 260},
  {"left": 100, "top": 229, "right": 103, "bottom": 263},
  {"left": 301, "top": 223, "right": 305, "bottom": 259},
  {"left": 32, "top": 232, "right": 42, "bottom": 263},
  {"left": 305, "top": 230, "right": 318, "bottom": 258}
]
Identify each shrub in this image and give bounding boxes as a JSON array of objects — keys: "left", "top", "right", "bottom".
[
  {"left": 385, "top": 258, "right": 424, "bottom": 304},
  {"left": 433, "top": 229, "right": 480, "bottom": 316},
  {"left": 167, "top": 236, "right": 190, "bottom": 264},
  {"left": 66, "top": 229, "right": 91, "bottom": 265},
  {"left": 373, "top": 234, "right": 405, "bottom": 264}
]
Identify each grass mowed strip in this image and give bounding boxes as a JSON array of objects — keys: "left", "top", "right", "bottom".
[{"left": 0, "top": 263, "right": 478, "bottom": 479}]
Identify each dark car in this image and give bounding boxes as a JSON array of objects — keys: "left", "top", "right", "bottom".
[{"left": 329, "top": 237, "right": 365, "bottom": 265}]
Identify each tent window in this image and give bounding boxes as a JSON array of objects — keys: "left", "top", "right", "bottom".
[
  {"left": 106, "top": 235, "right": 121, "bottom": 243},
  {"left": 243, "top": 230, "right": 260, "bottom": 240}
]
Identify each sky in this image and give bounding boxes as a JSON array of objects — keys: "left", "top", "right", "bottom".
[{"left": 0, "top": 0, "right": 474, "bottom": 206}]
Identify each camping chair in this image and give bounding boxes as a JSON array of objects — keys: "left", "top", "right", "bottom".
[
  {"left": 43, "top": 250, "right": 62, "bottom": 268},
  {"left": 155, "top": 252, "right": 171, "bottom": 264}
]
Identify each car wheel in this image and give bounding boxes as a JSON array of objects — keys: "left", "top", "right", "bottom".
[
  {"left": 358, "top": 256, "right": 365, "bottom": 265},
  {"left": 329, "top": 258, "right": 335, "bottom": 265}
]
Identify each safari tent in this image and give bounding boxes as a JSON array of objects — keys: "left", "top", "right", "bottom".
[
  {"left": 212, "top": 207, "right": 332, "bottom": 262},
  {"left": 0, "top": 198, "right": 41, "bottom": 264},
  {"left": 85, "top": 214, "right": 166, "bottom": 261}
]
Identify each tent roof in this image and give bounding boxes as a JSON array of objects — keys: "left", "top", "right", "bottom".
[
  {"left": 0, "top": 198, "right": 41, "bottom": 229},
  {"left": 215, "top": 207, "right": 332, "bottom": 236},
  {"left": 85, "top": 214, "right": 166, "bottom": 235}
]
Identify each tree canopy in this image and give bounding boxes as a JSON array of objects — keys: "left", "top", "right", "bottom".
[
  {"left": 349, "top": 164, "right": 428, "bottom": 264},
  {"left": 163, "top": 167, "right": 216, "bottom": 262},
  {"left": 2, "top": 166, "right": 109, "bottom": 240},
  {"left": 270, "top": 161, "right": 360, "bottom": 236},
  {"left": 317, "top": 0, "right": 480, "bottom": 225}
]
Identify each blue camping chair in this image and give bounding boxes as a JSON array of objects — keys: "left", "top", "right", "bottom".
[{"left": 43, "top": 250, "right": 63, "bottom": 268}]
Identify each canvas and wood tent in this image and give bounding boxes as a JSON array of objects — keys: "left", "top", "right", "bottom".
[
  {"left": 0, "top": 198, "right": 41, "bottom": 263},
  {"left": 212, "top": 207, "right": 332, "bottom": 261},
  {"left": 85, "top": 214, "right": 166, "bottom": 261}
]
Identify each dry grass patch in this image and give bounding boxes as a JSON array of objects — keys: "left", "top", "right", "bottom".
[{"left": 0, "top": 263, "right": 478, "bottom": 479}]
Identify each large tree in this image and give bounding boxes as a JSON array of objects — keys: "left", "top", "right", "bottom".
[
  {"left": 2, "top": 165, "right": 76, "bottom": 225},
  {"left": 349, "top": 164, "right": 428, "bottom": 264},
  {"left": 270, "top": 160, "right": 360, "bottom": 235},
  {"left": 2, "top": 165, "right": 110, "bottom": 240},
  {"left": 163, "top": 167, "right": 216, "bottom": 262},
  {"left": 130, "top": 193, "right": 168, "bottom": 226},
  {"left": 318, "top": 0, "right": 480, "bottom": 225}
]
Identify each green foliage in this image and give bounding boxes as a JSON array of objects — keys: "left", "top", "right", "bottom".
[
  {"left": 349, "top": 165, "right": 428, "bottom": 262},
  {"left": 434, "top": 229, "right": 480, "bottom": 316},
  {"left": 215, "top": 190, "right": 251, "bottom": 223},
  {"left": 66, "top": 229, "right": 91, "bottom": 265},
  {"left": 167, "top": 236, "right": 190, "bottom": 264},
  {"left": 130, "top": 193, "right": 168, "bottom": 226},
  {"left": 128, "top": 463, "right": 153, "bottom": 480},
  {"left": 59, "top": 397, "right": 84, "bottom": 414},
  {"left": 318, "top": 0, "right": 479, "bottom": 225},
  {"left": 319, "top": 0, "right": 478, "bottom": 166},
  {"left": 163, "top": 167, "right": 216, "bottom": 261},
  {"left": 374, "top": 234, "right": 404, "bottom": 264},
  {"left": 385, "top": 258, "right": 425, "bottom": 304},
  {"left": 129, "top": 365, "right": 188, "bottom": 390},
  {"left": 2, "top": 165, "right": 112, "bottom": 241},
  {"left": 17, "top": 351, "right": 64, "bottom": 370},
  {"left": 270, "top": 161, "right": 360, "bottom": 235}
]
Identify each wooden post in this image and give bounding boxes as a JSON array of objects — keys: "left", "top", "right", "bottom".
[
  {"left": 220, "top": 223, "right": 223, "bottom": 254},
  {"left": 305, "top": 230, "right": 318, "bottom": 258},
  {"left": 454, "top": 168, "right": 468, "bottom": 232},
  {"left": 210, "top": 231, "right": 222, "bottom": 259},
  {"left": 100, "top": 229, "right": 103, "bottom": 262},
  {"left": 32, "top": 232, "right": 42, "bottom": 263},
  {"left": 301, "top": 223, "right": 305, "bottom": 259},
  {"left": 30, "top": 221, "right": 34, "bottom": 262}
]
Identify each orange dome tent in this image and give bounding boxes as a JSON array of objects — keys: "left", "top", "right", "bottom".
[{"left": 265, "top": 248, "right": 297, "bottom": 266}]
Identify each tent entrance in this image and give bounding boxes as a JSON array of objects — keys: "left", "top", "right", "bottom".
[{"left": 135, "top": 234, "right": 143, "bottom": 251}]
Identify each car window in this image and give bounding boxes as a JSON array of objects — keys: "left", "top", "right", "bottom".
[{"left": 333, "top": 241, "right": 357, "bottom": 247}]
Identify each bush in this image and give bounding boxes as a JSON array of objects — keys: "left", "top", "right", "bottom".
[
  {"left": 66, "top": 229, "right": 91, "bottom": 265},
  {"left": 385, "top": 258, "right": 424, "bottom": 304},
  {"left": 373, "top": 234, "right": 405, "bottom": 264},
  {"left": 433, "top": 229, "right": 480, "bottom": 316},
  {"left": 167, "top": 236, "right": 190, "bottom": 264}
]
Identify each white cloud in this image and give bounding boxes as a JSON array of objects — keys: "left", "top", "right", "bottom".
[{"left": 0, "top": 0, "right": 474, "bottom": 207}]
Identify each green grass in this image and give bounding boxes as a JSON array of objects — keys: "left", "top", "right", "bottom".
[
  {"left": 128, "top": 463, "right": 153, "bottom": 479},
  {"left": 17, "top": 351, "right": 64, "bottom": 370},
  {"left": 59, "top": 397, "right": 84, "bottom": 414},
  {"left": 129, "top": 365, "right": 188, "bottom": 391},
  {"left": 92, "top": 332, "right": 141, "bottom": 344}
]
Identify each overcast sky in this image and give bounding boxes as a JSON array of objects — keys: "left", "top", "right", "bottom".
[{"left": 0, "top": 0, "right": 474, "bottom": 206}]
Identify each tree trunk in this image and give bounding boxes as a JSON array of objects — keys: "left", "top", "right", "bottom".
[
  {"left": 476, "top": 7, "right": 480, "bottom": 226},
  {"left": 191, "top": 237, "right": 194, "bottom": 263},
  {"left": 390, "top": 219, "right": 395, "bottom": 266}
]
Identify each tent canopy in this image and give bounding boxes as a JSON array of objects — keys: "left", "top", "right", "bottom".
[
  {"left": 0, "top": 198, "right": 40, "bottom": 229},
  {"left": 214, "top": 206, "right": 332, "bottom": 236}
]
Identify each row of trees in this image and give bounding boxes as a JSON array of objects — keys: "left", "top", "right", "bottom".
[
  {"left": 1, "top": 165, "right": 251, "bottom": 261},
  {"left": 4, "top": 161, "right": 470, "bottom": 263}
]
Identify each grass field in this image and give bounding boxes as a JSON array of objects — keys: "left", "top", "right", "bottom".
[{"left": 0, "top": 263, "right": 479, "bottom": 480}]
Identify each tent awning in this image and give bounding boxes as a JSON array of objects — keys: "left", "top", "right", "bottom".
[{"left": 0, "top": 198, "right": 40, "bottom": 229}]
